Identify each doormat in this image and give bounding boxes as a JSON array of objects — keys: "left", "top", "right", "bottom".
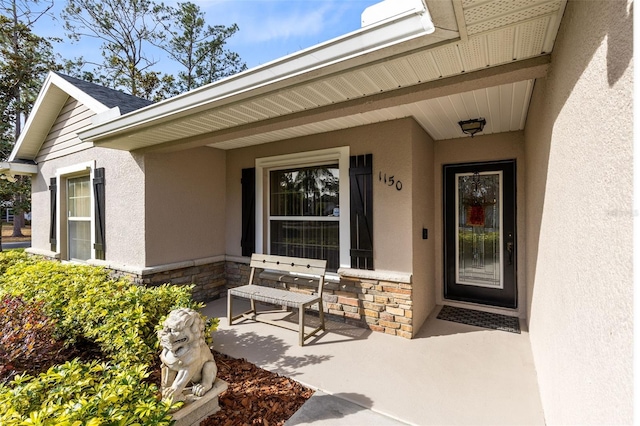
[{"left": 437, "top": 305, "right": 521, "bottom": 334}]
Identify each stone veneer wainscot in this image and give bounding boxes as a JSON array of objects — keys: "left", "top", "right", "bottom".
[
  {"left": 99, "top": 257, "right": 227, "bottom": 303},
  {"left": 225, "top": 258, "right": 414, "bottom": 339}
]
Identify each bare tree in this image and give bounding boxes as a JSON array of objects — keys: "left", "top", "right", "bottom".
[{"left": 62, "top": 0, "right": 169, "bottom": 98}]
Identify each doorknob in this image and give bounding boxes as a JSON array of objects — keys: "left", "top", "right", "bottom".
[{"left": 506, "top": 233, "right": 514, "bottom": 265}]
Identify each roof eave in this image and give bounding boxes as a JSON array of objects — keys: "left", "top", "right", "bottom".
[
  {"left": 79, "top": 4, "right": 438, "bottom": 144},
  {"left": 9, "top": 72, "right": 112, "bottom": 162}
]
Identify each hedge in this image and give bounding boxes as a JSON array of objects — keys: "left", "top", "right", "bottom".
[{"left": 0, "top": 251, "right": 219, "bottom": 425}]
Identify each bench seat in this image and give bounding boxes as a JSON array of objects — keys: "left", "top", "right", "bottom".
[{"left": 228, "top": 285, "right": 320, "bottom": 309}]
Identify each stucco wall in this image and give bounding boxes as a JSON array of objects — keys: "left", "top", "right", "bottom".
[
  {"left": 32, "top": 147, "right": 146, "bottom": 267},
  {"left": 410, "top": 120, "right": 436, "bottom": 332},
  {"left": 144, "top": 147, "right": 226, "bottom": 266},
  {"left": 524, "top": 0, "right": 633, "bottom": 423},
  {"left": 434, "top": 132, "right": 527, "bottom": 316},
  {"left": 225, "top": 119, "right": 416, "bottom": 274}
]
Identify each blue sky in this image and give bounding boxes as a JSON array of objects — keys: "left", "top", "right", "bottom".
[{"left": 34, "top": 0, "right": 381, "bottom": 75}]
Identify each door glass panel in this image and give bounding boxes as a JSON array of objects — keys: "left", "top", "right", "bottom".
[{"left": 455, "top": 171, "right": 503, "bottom": 288}]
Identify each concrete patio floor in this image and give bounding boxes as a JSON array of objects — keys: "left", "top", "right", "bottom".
[{"left": 202, "top": 297, "right": 545, "bottom": 425}]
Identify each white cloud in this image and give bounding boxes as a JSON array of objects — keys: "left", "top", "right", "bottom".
[
  {"left": 209, "top": 0, "right": 375, "bottom": 66},
  {"left": 247, "top": 2, "right": 334, "bottom": 42},
  {"left": 212, "top": 0, "right": 358, "bottom": 45}
]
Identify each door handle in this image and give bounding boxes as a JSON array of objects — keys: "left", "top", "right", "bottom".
[{"left": 506, "top": 242, "right": 514, "bottom": 265}]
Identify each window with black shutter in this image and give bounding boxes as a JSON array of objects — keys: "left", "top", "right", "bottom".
[
  {"left": 256, "top": 147, "right": 349, "bottom": 271},
  {"left": 349, "top": 154, "right": 373, "bottom": 270},
  {"left": 93, "top": 167, "right": 106, "bottom": 260},
  {"left": 241, "top": 167, "right": 255, "bottom": 257}
]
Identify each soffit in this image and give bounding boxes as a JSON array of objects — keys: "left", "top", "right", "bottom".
[
  {"left": 93, "top": 0, "right": 566, "bottom": 151},
  {"left": 209, "top": 79, "right": 534, "bottom": 149}
]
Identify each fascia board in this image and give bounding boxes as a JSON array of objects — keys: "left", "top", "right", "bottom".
[
  {"left": 9, "top": 72, "right": 57, "bottom": 162},
  {"left": 79, "top": 6, "right": 436, "bottom": 143},
  {"left": 0, "top": 162, "right": 38, "bottom": 175},
  {"left": 9, "top": 72, "right": 111, "bottom": 162}
]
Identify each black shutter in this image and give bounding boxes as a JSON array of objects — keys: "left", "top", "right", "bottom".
[
  {"left": 93, "top": 168, "right": 106, "bottom": 260},
  {"left": 241, "top": 167, "right": 256, "bottom": 257},
  {"left": 49, "top": 177, "right": 57, "bottom": 252},
  {"left": 350, "top": 154, "right": 373, "bottom": 270}
]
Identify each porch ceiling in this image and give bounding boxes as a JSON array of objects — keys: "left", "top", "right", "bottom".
[
  {"left": 88, "top": 0, "right": 566, "bottom": 151},
  {"left": 208, "top": 79, "right": 536, "bottom": 149}
]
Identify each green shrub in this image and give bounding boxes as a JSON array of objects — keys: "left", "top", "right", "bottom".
[
  {"left": 0, "top": 252, "right": 220, "bottom": 423},
  {"left": 0, "top": 252, "right": 217, "bottom": 365},
  {"left": 0, "top": 360, "right": 174, "bottom": 425},
  {"left": 0, "top": 250, "right": 36, "bottom": 276}
]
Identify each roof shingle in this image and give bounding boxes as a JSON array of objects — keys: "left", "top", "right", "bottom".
[{"left": 55, "top": 72, "right": 153, "bottom": 114}]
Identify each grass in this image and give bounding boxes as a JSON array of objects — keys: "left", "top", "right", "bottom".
[{"left": 1, "top": 223, "right": 31, "bottom": 243}]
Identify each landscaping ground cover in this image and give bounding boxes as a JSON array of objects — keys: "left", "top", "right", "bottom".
[
  {"left": 2, "top": 345, "right": 313, "bottom": 425},
  {"left": 0, "top": 252, "right": 312, "bottom": 424}
]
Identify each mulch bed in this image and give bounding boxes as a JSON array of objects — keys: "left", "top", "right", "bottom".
[{"left": 203, "top": 351, "right": 314, "bottom": 426}]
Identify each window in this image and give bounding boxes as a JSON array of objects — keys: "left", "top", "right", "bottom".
[
  {"left": 67, "top": 175, "right": 91, "bottom": 261},
  {"left": 269, "top": 164, "right": 340, "bottom": 270},
  {"left": 256, "top": 147, "right": 350, "bottom": 273},
  {"left": 52, "top": 161, "right": 105, "bottom": 262}
]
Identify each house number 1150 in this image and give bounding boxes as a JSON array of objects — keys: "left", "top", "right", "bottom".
[{"left": 379, "top": 172, "right": 403, "bottom": 191}]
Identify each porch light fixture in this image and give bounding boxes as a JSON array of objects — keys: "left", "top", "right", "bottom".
[{"left": 458, "top": 118, "right": 486, "bottom": 137}]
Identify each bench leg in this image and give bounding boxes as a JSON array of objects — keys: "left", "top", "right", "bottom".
[
  {"left": 299, "top": 305, "right": 305, "bottom": 346},
  {"left": 319, "top": 300, "right": 325, "bottom": 331},
  {"left": 227, "top": 292, "right": 233, "bottom": 325}
]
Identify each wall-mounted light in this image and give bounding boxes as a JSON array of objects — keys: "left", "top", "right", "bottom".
[{"left": 458, "top": 118, "right": 486, "bottom": 137}]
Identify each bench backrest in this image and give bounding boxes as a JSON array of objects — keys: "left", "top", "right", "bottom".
[
  {"left": 249, "top": 253, "right": 327, "bottom": 296},
  {"left": 250, "top": 253, "right": 327, "bottom": 276}
]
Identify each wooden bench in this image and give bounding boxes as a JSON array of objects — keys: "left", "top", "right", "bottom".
[{"left": 227, "top": 254, "right": 326, "bottom": 346}]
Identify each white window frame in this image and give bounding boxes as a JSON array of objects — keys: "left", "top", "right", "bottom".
[
  {"left": 256, "top": 147, "right": 350, "bottom": 270},
  {"left": 56, "top": 161, "right": 95, "bottom": 262}
]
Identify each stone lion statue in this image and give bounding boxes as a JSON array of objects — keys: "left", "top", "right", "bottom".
[{"left": 158, "top": 308, "right": 217, "bottom": 402}]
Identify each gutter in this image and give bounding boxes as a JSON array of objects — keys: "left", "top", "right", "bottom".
[{"left": 79, "top": 0, "right": 435, "bottom": 143}]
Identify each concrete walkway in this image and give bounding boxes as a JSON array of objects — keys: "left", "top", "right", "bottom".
[
  {"left": 285, "top": 391, "right": 406, "bottom": 425},
  {"left": 203, "top": 298, "right": 544, "bottom": 425}
]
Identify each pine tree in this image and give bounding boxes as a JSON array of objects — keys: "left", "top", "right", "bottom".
[
  {"left": 0, "top": 0, "right": 59, "bottom": 240},
  {"left": 162, "top": 2, "right": 246, "bottom": 92}
]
